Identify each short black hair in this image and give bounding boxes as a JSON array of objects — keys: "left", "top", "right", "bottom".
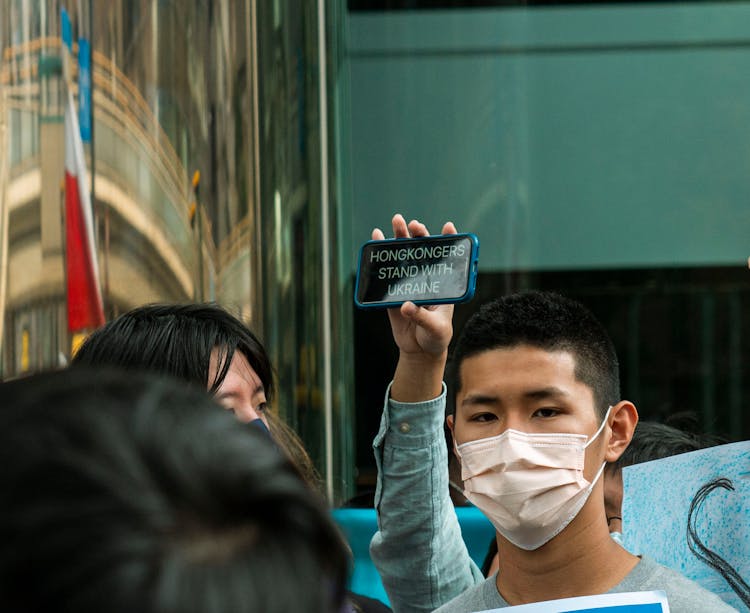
[
  {"left": 0, "top": 369, "right": 347, "bottom": 613},
  {"left": 72, "top": 303, "right": 273, "bottom": 399},
  {"left": 450, "top": 291, "right": 619, "bottom": 416}
]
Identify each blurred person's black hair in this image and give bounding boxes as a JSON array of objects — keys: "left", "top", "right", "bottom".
[
  {"left": 608, "top": 419, "right": 726, "bottom": 475},
  {"left": 0, "top": 368, "right": 348, "bottom": 613}
]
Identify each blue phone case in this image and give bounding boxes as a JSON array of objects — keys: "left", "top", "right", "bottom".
[{"left": 354, "top": 233, "right": 479, "bottom": 309}]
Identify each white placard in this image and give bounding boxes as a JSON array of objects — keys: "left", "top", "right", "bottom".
[{"left": 477, "top": 590, "right": 670, "bottom": 612}]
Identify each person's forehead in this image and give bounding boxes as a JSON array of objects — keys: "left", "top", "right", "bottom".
[
  {"left": 459, "top": 345, "right": 578, "bottom": 376},
  {"left": 455, "top": 345, "right": 595, "bottom": 404}
]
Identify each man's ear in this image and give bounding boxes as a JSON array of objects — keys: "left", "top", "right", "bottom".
[
  {"left": 605, "top": 400, "right": 638, "bottom": 463},
  {"left": 446, "top": 414, "right": 460, "bottom": 460}
]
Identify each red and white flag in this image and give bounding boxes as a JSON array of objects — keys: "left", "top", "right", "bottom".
[{"left": 64, "top": 87, "right": 104, "bottom": 332}]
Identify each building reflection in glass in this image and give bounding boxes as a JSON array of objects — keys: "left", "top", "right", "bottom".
[{"left": 0, "top": 0, "right": 354, "bottom": 502}]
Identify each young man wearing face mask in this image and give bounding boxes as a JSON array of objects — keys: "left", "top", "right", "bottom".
[{"left": 369, "top": 217, "right": 735, "bottom": 612}]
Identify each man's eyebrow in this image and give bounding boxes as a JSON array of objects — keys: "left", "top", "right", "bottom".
[
  {"left": 522, "top": 387, "right": 569, "bottom": 400},
  {"left": 460, "top": 387, "right": 569, "bottom": 406},
  {"left": 460, "top": 393, "right": 499, "bottom": 406}
]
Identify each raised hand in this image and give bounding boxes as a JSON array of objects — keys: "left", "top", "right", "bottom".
[{"left": 371, "top": 214, "right": 457, "bottom": 401}]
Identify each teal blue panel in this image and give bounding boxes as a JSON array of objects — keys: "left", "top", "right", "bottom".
[
  {"left": 332, "top": 506, "right": 494, "bottom": 605},
  {"left": 348, "top": 3, "right": 750, "bottom": 271}
]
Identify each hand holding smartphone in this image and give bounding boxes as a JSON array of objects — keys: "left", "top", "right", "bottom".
[{"left": 354, "top": 233, "right": 479, "bottom": 309}]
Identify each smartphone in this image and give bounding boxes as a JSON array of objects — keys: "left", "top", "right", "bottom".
[{"left": 354, "top": 233, "right": 479, "bottom": 309}]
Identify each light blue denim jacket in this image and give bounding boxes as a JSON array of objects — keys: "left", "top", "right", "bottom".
[{"left": 369, "top": 383, "right": 484, "bottom": 613}]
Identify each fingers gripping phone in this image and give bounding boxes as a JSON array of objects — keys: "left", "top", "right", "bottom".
[{"left": 354, "top": 233, "right": 479, "bottom": 309}]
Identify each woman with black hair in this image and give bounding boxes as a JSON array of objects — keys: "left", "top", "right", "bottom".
[{"left": 72, "top": 303, "right": 319, "bottom": 487}]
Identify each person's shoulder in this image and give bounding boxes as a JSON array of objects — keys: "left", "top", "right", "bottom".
[
  {"left": 622, "top": 556, "right": 739, "bottom": 612},
  {"left": 434, "top": 575, "right": 505, "bottom": 613}
]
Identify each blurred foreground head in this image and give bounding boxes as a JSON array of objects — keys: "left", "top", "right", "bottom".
[{"left": 0, "top": 369, "right": 347, "bottom": 613}]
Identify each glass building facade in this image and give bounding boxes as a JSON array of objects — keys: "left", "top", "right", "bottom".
[{"left": 2, "top": 0, "right": 749, "bottom": 503}]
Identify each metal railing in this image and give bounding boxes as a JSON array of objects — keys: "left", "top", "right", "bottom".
[{"left": 0, "top": 84, "right": 10, "bottom": 359}]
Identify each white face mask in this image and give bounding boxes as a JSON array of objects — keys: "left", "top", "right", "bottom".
[{"left": 455, "top": 407, "right": 611, "bottom": 551}]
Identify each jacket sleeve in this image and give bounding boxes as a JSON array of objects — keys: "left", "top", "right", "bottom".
[{"left": 369, "top": 383, "right": 484, "bottom": 613}]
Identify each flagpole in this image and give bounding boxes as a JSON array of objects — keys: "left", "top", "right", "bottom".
[{"left": 86, "top": 0, "right": 107, "bottom": 315}]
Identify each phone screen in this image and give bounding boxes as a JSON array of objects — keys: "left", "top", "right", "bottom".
[{"left": 355, "top": 233, "right": 479, "bottom": 309}]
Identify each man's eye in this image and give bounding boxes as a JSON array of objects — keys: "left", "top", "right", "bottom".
[
  {"left": 533, "top": 407, "right": 559, "bottom": 418},
  {"left": 470, "top": 412, "right": 497, "bottom": 423}
]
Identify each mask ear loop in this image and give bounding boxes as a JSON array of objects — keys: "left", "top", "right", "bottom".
[
  {"left": 589, "top": 459, "right": 608, "bottom": 486},
  {"left": 584, "top": 406, "right": 612, "bottom": 449},
  {"left": 584, "top": 406, "right": 613, "bottom": 488}
]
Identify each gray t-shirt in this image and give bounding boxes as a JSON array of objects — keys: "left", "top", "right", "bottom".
[{"left": 434, "top": 555, "right": 738, "bottom": 613}]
